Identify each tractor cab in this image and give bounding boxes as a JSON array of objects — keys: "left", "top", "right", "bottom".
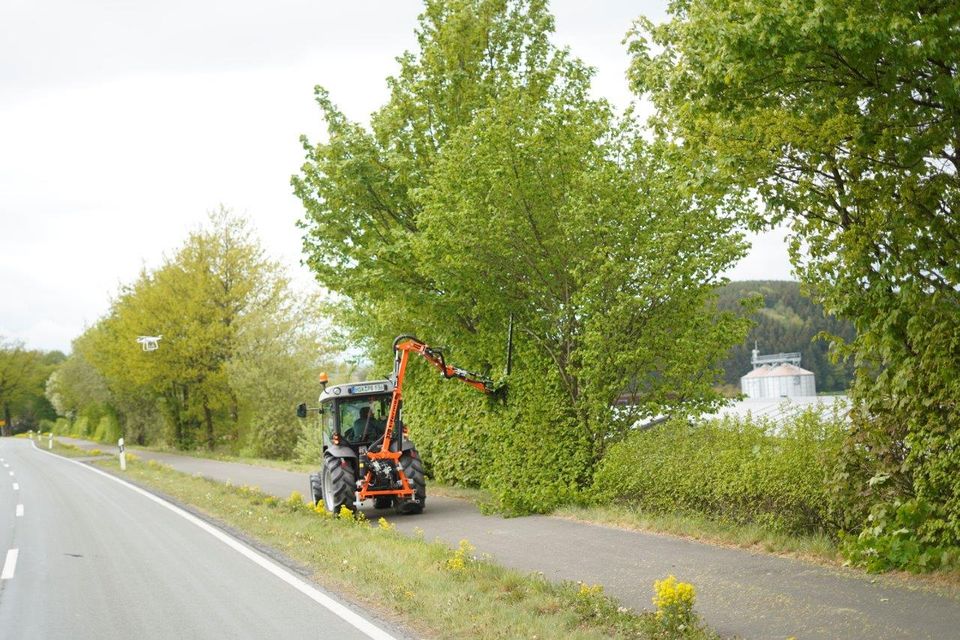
[{"left": 317, "top": 380, "right": 396, "bottom": 450}]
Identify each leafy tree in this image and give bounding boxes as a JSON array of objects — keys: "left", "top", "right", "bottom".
[
  {"left": 630, "top": 1, "right": 960, "bottom": 546},
  {"left": 67, "top": 210, "right": 329, "bottom": 454},
  {"left": 294, "top": 0, "right": 751, "bottom": 511},
  {"left": 0, "top": 340, "right": 62, "bottom": 435}
]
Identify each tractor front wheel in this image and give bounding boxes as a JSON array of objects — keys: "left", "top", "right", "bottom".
[
  {"left": 394, "top": 451, "right": 426, "bottom": 515},
  {"left": 322, "top": 455, "right": 356, "bottom": 514},
  {"left": 309, "top": 473, "right": 323, "bottom": 506}
]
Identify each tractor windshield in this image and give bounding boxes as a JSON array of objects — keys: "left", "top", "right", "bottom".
[{"left": 339, "top": 394, "right": 391, "bottom": 444}]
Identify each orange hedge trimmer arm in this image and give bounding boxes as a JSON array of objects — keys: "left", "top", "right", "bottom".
[{"left": 359, "top": 336, "right": 494, "bottom": 501}]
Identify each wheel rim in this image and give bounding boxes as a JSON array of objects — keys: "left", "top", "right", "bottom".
[{"left": 322, "top": 463, "right": 337, "bottom": 512}]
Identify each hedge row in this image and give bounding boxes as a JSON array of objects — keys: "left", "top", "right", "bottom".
[{"left": 593, "top": 410, "right": 847, "bottom": 536}]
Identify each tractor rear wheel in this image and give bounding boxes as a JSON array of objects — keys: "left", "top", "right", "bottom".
[
  {"left": 394, "top": 451, "right": 426, "bottom": 515},
  {"left": 322, "top": 455, "right": 356, "bottom": 514}
]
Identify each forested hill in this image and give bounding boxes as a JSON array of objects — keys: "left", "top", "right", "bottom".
[{"left": 716, "top": 281, "right": 856, "bottom": 392}]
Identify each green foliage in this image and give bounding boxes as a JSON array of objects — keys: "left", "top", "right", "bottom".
[
  {"left": 715, "top": 282, "right": 856, "bottom": 392},
  {"left": 594, "top": 411, "right": 847, "bottom": 536},
  {"left": 53, "top": 210, "right": 332, "bottom": 457},
  {"left": 92, "top": 414, "right": 121, "bottom": 444},
  {"left": 843, "top": 499, "right": 960, "bottom": 573},
  {"left": 631, "top": 0, "right": 960, "bottom": 562},
  {"left": 409, "top": 352, "right": 594, "bottom": 515},
  {"left": 295, "top": 0, "right": 750, "bottom": 512},
  {"left": 52, "top": 417, "right": 70, "bottom": 435},
  {"left": 0, "top": 338, "right": 61, "bottom": 435},
  {"left": 73, "top": 416, "right": 91, "bottom": 439}
]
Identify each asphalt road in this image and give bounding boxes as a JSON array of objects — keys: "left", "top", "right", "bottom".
[
  {"left": 0, "top": 438, "right": 402, "bottom": 640},
  {"left": 58, "top": 436, "right": 960, "bottom": 640}
]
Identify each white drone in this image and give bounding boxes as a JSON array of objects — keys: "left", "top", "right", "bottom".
[{"left": 136, "top": 335, "right": 163, "bottom": 352}]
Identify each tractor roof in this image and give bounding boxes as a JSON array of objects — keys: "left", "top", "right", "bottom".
[{"left": 319, "top": 379, "right": 394, "bottom": 403}]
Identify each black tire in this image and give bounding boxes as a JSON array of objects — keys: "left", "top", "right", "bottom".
[
  {"left": 309, "top": 472, "right": 323, "bottom": 506},
  {"left": 374, "top": 497, "right": 393, "bottom": 510},
  {"left": 321, "top": 455, "right": 356, "bottom": 514},
  {"left": 394, "top": 451, "right": 426, "bottom": 515}
]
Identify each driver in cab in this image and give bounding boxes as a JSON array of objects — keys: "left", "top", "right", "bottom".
[{"left": 350, "top": 404, "right": 385, "bottom": 442}]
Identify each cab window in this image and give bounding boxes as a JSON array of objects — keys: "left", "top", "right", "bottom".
[
  {"left": 320, "top": 402, "right": 333, "bottom": 441},
  {"left": 338, "top": 395, "right": 391, "bottom": 444}
]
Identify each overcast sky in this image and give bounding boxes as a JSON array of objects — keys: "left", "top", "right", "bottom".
[{"left": 0, "top": 0, "right": 794, "bottom": 354}]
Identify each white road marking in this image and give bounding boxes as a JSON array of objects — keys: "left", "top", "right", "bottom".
[
  {"left": 8, "top": 471, "right": 13, "bottom": 476},
  {"left": 16, "top": 504, "right": 24, "bottom": 517},
  {"left": 1, "top": 549, "right": 18, "bottom": 580},
  {"left": 2, "top": 463, "right": 8, "bottom": 468},
  {"left": 12, "top": 483, "right": 19, "bottom": 490},
  {"left": 30, "top": 441, "right": 397, "bottom": 640}
]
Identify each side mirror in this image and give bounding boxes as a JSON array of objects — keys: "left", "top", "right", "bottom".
[{"left": 296, "top": 403, "right": 307, "bottom": 419}]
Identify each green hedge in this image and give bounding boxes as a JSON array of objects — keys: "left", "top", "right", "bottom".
[
  {"left": 593, "top": 410, "right": 846, "bottom": 535},
  {"left": 406, "top": 349, "right": 593, "bottom": 515}
]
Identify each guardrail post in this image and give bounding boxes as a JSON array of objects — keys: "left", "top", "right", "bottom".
[
  {"left": 118, "top": 437, "right": 126, "bottom": 471},
  {"left": 48, "top": 433, "right": 53, "bottom": 450}
]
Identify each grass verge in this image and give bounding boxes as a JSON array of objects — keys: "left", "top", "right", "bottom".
[
  {"left": 86, "top": 455, "right": 720, "bottom": 640},
  {"left": 47, "top": 439, "right": 106, "bottom": 458}
]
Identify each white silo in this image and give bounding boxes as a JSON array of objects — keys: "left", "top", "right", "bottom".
[{"left": 740, "top": 347, "right": 817, "bottom": 399}]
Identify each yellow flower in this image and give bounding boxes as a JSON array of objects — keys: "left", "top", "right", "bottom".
[{"left": 653, "top": 575, "right": 696, "bottom": 628}]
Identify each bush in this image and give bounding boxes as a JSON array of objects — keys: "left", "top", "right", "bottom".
[
  {"left": 92, "top": 415, "right": 121, "bottom": 443},
  {"left": 593, "top": 409, "right": 846, "bottom": 535},
  {"left": 72, "top": 416, "right": 90, "bottom": 438},
  {"left": 294, "top": 418, "right": 324, "bottom": 466},
  {"left": 407, "top": 352, "right": 594, "bottom": 515},
  {"left": 53, "top": 418, "right": 71, "bottom": 435},
  {"left": 842, "top": 498, "right": 960, "bottom": 573}
]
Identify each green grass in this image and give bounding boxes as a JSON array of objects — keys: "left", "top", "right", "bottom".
[
  {"left": 84, "top": 455, "right": 720, "bottom": 640},
  {"left": 555, "top": 504, "right": 841, "bottom": 564},
  {"left": 48, "top": 439, "right": 104, "bottom": 458}
]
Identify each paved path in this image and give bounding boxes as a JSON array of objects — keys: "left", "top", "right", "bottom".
[
  {"left": 0, "top": 438, "right": 402, "bottom": 640},
  {"left": 57, "top": 436, "right": 960, "bottom": 639}
]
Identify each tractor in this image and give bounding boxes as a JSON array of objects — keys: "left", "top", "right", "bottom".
[{"left": 297, "top": 334, "right": 505, "bottom": 515}]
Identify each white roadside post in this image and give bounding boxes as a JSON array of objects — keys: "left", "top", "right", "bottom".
[
  {"left": 118, "top": 437, "right": 126, "bottom": 471},
  {"left": 48, "top": 432, "right": 53, "bottom": 450}
]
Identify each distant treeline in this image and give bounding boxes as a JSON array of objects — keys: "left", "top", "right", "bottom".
[{"left": 716, "top": 281, "right": 856, "bottom": 393}]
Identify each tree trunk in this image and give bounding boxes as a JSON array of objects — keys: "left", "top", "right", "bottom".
[{"left": 204, "top": 404, "right": 215, "bottom": 450}]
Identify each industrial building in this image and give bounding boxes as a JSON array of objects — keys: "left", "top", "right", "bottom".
[{"left": 740, "top": 346, "right": 817, "bottom": 399}]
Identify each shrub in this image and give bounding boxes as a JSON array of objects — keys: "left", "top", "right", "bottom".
[
  {"left": 407, "top": 357, "right": 593, "bottom": 515},
  {"left": 92, "top": 415, "right": 121, "bottom": 444},
  {"left": 284, "top": 491, "right": 306, "bottom": 512},
  {"left": 593, "top": 409, "right": 846, "bottom": 535},
  {"left": 842, "top": 498, "right": 960, "bottom": 573}
]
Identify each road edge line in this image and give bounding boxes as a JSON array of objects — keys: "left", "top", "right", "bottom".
[
  {"left": 30, "top": 441, "right": 397, "bottom": 640},
  {"left": 1, "top": 549, "right": 18, "bottom": 580}
]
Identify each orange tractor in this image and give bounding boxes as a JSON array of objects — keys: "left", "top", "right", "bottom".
[{"left": 297, "top": 334, "right": 506, "bottom": 515}]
